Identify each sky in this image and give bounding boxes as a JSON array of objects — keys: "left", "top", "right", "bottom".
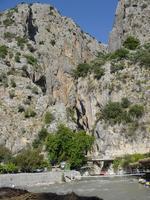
[{"left": 0, "top": 0, "right": 118, "bottom": 44}]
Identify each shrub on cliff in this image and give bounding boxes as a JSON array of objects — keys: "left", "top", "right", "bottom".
[
  {"left": 44, "top": 111, "right": 54, "bottom": 124},
  {"left": 109, "top": 48, "right": 129, "bottom": 60},
  {"left": 46, "top": 125, "right": 94, "bottom": 169},
  {"left": 72, "top": 63, "right": 91, "bottom": 78},
  {"left": 123, "top": 36, "right": 140, "bottom": 50},
  {"left": 0, "top": 45, "right": 8, "bottom": 58},
  {"left": 129, "top": 104, "right": 144, "bottom": 118}
]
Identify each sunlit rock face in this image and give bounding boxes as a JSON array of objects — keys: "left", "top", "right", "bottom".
[
  {"left": 109, "top": 0, "right": 150, "bottom": 51},
  {"left": 0, "top": 3, "right": 106, "bottom": 153}
]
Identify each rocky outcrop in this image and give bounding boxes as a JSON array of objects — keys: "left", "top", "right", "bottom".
[
  {"left": 0, "top": 3, "right": 105, "bottom": 153},
  {"left": 109, "top": 0, "right": 150, "bottom": 51},
  {"left": 75, "top": 61, "right": 150, "bottom": 158}
]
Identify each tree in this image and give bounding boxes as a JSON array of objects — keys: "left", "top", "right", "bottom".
[{"left": 46, "top": 125, "right": 94, "bottom": 169}]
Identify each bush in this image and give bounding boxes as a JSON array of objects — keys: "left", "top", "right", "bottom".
[
  {"left": 72, "top": 63, "right": 91, "bottom": 78},
  {"left": 0, "top": 45, "right": 8, "bottom": 58},
  {"left": 102, "top": 101, "right": 123, "bottom": 124},
  {"left": 3, "top": 18, "right": 14, "bottom": 27},
  {"left": 92, "top": 64, "right": 105, "bottom": 80},
  {"left": 15, "top": 52, "right": 21, "bottom": 63},
  {"left": 0, "top": 145, "right": 12, "bottom": 163},
  {"left": 16, "top": 36, "right": 27, "bottom": 49},
  {"left": 44, "top": 112, "right": 54, "bottom": 124},
  {"left": 132, "top": 43, "right": 150, "bottom": 69},
  {"left": 10, "top": 79, "right": 16, "bottom": 88},
  {"left": 32, "top": 128, "right": 49, "bottom": 148},
  {"left": 113, "top": 153, "right": 146, "bottom": 170},
  {"left": 109, "top": 48, "right": 129, "bottom": 60},
  {"left": 0, "top": 72, "right": 8, "bottom": 87},
  {"left": 121, "top": 98, "right": 130, "bottom": 108},
  {"left": 25, "top": 55, "right": 37, "bottom": 66},
  {"left": 0, "top": 163, "right": 18, "bottom": 174},
  {"left": 13, "top": 148, "right": 49, "bottom": 172},
  {"left": 46, "top": 125, "right": 94, "bottom": 169},
  {"left": 24, "top": 107, "right": 36, "bottom": 118},
  {"left": 4, "top": 32, "right": 15, "bottom": 42},
  {"left": 123, "top": 36, "right": 140, "bottom": 50},
  {"left": 110, "top": 62, "right": 125, "bottom": 73},
  {"left": 129, "top": 104, "right": 144, "bottom": 118}
]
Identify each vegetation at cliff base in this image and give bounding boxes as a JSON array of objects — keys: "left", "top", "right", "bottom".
[
  {"left": 46, "top": 125, "right": 94, "bottom": 169},
  {"left": 113, "top": 153, "right": 150, "bottom": 171}
]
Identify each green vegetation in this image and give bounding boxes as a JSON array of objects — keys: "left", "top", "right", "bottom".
[
  {"left": 13, "top": 148, "right": 49, "bottom": 172},
  {"left": 108, "top": 48, "right": 129, "bottom": 60},
  {"left": 110, "top": 62, "right": 125, "bottom": 73},
  {"left": 33, "top": 128, "right": 49, "bottom": 148},
  {"left": 10, "top": 78, "right": 16, "bottom": 88},
  {"left": 123, "top": 36, "right": 140, "bottom": 50},
  {"left": 133, "top": 43, "right": 150, "bottom": 69},
  {"left": 0, "top": 163, "right": 18, "bottom": 174},
  {"left": 72, "top": 63, "right": 91, "bottom": 78},
  {"left": 66, "top": 107, "right": 76, "bottom": 122},
  {"left": 15, "top": 52, "right": 21, "bottom": 63},
  {"left": 25, "top": 55, "right": 38, "bottom": 66},
  {"left": 129, "top": 104, "right": 144, "bottom": 118},
  {"left": 16, "top": 36, "right": 27, "bottom": 49},
  {"left": 0, "top": 45, "right": 8, "bottom": 58},
  {"left": 24, "top": 107, "right": 36, "bottom": 118},
  {"left": 101, "top": 99, "right": 143, "bottom": 124},
  {"left": 3, "top": 18, "right": 14, "bottom": 27},
  {"left": 46, "top": 125, "right": 94, "bottom": 169},
  {"left": 72, "top": 63, "right": 105, "bottom": 80},
  {"left": 0, "top": 72, "right": 8, "bottom": 87},
  {"left": 44, "top": 111, "right": 54, "bottom": 124},
  {"left": 113, "top": 153, "right": 149, "bottom": 171},
  {"left": 0, "top": 145, "right": 12, "bottom": 163},
  {"left": 4, "top": 32, "right": 16, "bottom": 41},
  {"left": 121, "top": 97, "right": 131, "bottom": 108}
]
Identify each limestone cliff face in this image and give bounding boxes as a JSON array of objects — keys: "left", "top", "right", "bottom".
[
  {"left": 109, "top": 0, "right": 150, "bottom": 51},
  {"left": 0, "top": 1, "right": 150, "bottom": 159},
  {"left": 75, "top": 62, "right": 150, "bottom": 158},
  {"left": 0, "top": 3, "right": 105, "bottom": 152}
]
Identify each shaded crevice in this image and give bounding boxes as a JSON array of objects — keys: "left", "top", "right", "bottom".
[
  {"left": 75, "top": 108, "right": 85, "bottom": 130},
  {"left": 26, "top": 6, "right": 38, "bottom": 42},
  {"left": 34, "top": 75, "right": 47, "bottom": 94}
]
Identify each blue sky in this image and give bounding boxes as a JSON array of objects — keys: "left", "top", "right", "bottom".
[{"left": 0, "top": 0, "right": 118, "bottom": 44}]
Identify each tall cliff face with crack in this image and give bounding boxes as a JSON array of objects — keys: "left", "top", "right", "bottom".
[
  {"left": 0, "top": 1, "right": 150, "bottom": 159},
  {"left": 0, "top": 3, "right": 106, "bottom": 153},
  {"left": 109, "top": 0, "right": 150, "bottom": 52}
]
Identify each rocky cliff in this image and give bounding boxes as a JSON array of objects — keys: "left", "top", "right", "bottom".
[
  {"left": 0, "top": 3, "right": 105, "bottom": 153},
  {"left": 109, "top": 0, "right": 150, "bottom": 51},
  {"left": 0, "top": 1, "right": 150, "bottom": 159}
]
